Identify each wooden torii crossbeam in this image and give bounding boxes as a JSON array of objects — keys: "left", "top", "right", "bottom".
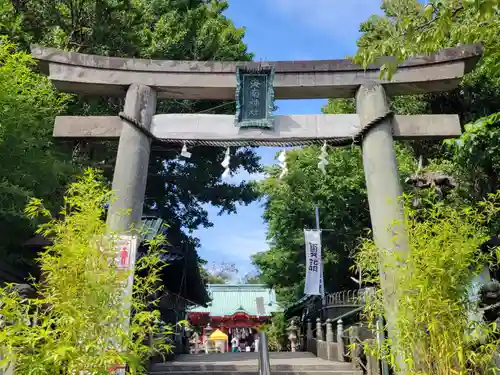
[{"left": 32, "top": 44, "right": 482, "bottom": 373}]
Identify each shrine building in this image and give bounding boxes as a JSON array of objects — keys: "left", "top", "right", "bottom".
[{"left": 188, "top": 284, "right": 281, "bottom": 339}]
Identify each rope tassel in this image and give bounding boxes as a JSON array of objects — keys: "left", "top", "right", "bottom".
[
  {"left": 318, "top": 142, "right": 329, "bottom": 174},
  {"left": 278, "top": 149, "right": 288, "bottom": 179},
  {"left": 221, "top": 147, "right": 231, "bottom": 179},
  {"left": 180, "top": 142, "right": 192, "bottom": 158}
]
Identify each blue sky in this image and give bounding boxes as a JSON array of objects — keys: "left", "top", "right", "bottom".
[{"left": 194, "top": 0, "right": 383, "bottom": 278}]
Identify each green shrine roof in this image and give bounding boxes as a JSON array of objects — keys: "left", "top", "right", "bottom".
[{"left": 189, "top": 284, "right": 282, "bottom": 317}]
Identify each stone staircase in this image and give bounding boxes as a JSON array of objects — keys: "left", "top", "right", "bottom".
[{"left": 149, "top": 352, "right": 363, "bottom": 375}]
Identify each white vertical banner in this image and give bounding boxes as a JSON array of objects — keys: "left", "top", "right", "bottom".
[{"left": 304, "top": 229, "right": 322, "bottom": 296}]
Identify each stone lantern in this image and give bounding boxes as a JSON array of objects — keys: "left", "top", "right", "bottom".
[
  {"left": 204, "top": 322, "right": 213, "bottom": 336},
  {"left": 204, "top": 323, "right": 213, "bottom": 354},
  {"left": 287, "top": 320, "right": 298, "bottom": 352}
]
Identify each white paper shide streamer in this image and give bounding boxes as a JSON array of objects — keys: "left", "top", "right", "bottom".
[
  {"left": 304, "top": 229, "right": 322, "bottom": 296},
  {"left": 180, "top": 142, "right": 192, "bottom": 158},
  {"left": 278, "top": 149, "right": 288, "bottom": 179},
  {"left": 317, "top": 142, "right": 329, "bottom": 174},
  {"left": 221, "top": 147, "right": 231, "bottom": 179}
]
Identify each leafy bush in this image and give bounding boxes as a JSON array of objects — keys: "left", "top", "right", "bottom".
[
  {"left": 355, "top": 192, "right": 500, "bottom": 374},
  {"left": 260, "top": 312, "right": 289, "bottom": 352},
  {"left": 0, "top": 169, "right": 172, "bottom": 375},
  {"left": 445, "top": 113, "right": 500, "bottom": 209}
]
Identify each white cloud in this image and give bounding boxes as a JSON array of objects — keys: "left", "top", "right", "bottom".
[{"left": 270, "top": 0, "right": 383, "bottom": 38}]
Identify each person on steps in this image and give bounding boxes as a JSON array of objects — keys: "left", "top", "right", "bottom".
[{"left": 231, "top": 336, "right": 239, "bottom": 353}]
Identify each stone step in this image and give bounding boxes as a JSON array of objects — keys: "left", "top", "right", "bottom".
[
  {"left": 149, "top": 363, "right": 363, "bottom": 375},
  {"left": 149, "top": 352, "right": 363, "bottom": 375},
  {"left": 149, "top": 372, "right": 362, "bottom": 375},
  {"left": 150, "top": 364, "right": 355, "bottom": 371}
]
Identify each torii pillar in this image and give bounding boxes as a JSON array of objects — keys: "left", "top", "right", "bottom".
[{"left": 357, "top": 82, "right": 408, "bottom": 370}]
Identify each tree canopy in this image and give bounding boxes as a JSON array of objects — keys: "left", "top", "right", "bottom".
[
  {"left": 0, "top": 0, "right": 261, "bottom": 276},
  {"left": 353, "top": 0, "right": 500, "bottom": 208},
  {"left": 253, "top": 0, "right": 500, "bottom": 305},
  {"left": 252, "top": 129, "right": 416, "bottom": 305},
  {"left": 0, "top": 37, "right": 73, "bottom": 273},
  {"left": 199, "top": 262, "right": 238, "bottom": 285}
]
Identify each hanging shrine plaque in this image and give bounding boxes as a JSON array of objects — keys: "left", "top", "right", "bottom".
[{"left": 235, "top": 66, "right": 275, "bottom": 129}]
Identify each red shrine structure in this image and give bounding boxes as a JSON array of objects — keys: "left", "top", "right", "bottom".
[{"left": 188, "top": 284, "right": 281, "bottom": 339}]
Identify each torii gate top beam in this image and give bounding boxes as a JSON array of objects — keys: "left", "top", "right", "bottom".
[{"left": 31, "top": 44, "right": 482, "bottom": 100}]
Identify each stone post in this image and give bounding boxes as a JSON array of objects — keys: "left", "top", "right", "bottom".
[
  {"left": 349, "top": 325, "right": 361, "bottom": 370},
  {"left": 326, "top": 319, "right": 333, "bottom": 343},
  {"left": 305, "top": 319, "right": 313, "bottom": 351},
  {"left": 287, "top": 320, "right": 298, "bottom": 352},
  {"left": 325, "top": 318, "right": 334, "bottom": 361},
  {"left": 193, "top": 332, "right": 200, "bottom": 354},
  {"left": 356, "top": 82, "right": 409, "bottom": 373},
  {"left": 365, "top": 339, "right": 381, "bottom": 375},
  {"left": 377, "top": 316, "right": 390, "bottom": 375},
  {"left": 306, "top": 319, "right": 313, "bottom": 341},
  {"left": 337, "top": 319, "right": 344, "bottom": 362},
  {"left": 316, "top": 318, "right": 323, "bottom": 341},
  {"left": 107, "top": 83, "right": 157, "bottom": 233},
  {"left": 204, "top": 323, "right": 213, "bottom": 354}
]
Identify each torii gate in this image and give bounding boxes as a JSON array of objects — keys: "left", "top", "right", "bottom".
[{"left": 31, "top": 44, "right": 482, "bottom": 370}]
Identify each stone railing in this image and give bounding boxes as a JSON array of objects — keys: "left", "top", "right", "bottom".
[
  {"left": 299, "top": 317, "right": 380, "bottom": 375},
  {"left": 324, "top": 287, "right": 373, "bottom": 307}
]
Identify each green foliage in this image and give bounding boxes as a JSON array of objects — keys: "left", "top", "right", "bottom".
[
  {"left": 253, "top": 146, "right": 368, "bottom": 305},
  {"left": 0, "top": 169, "right": 172, "bottom": 375},
  {"left": 254, "top": 98, "right": 419, "bottom": 305},
  {"left": 0, "top": 0, "right": 261, "bottom": 272},
  {"left": 199, "top": 267, "right": 230, "bottom": 285},
  {"left": 0, "top": 37, "right": 73, "bottom": 270},
  {"left": 260, "top": 313, "right": 288, "bottom": 352},
  {"left": 0, "top": 0, "right": 21, "bottom": 41},
  {"left": 354, "top": 0, "right": 500, "bottom": 72},
  {"left": 199, "top": 262, "right": 238, "bottom": 284},
  {"left": 445, "top": 113, "right": 500, "bottom": 207},
  {"left": 240, "top": 272, "right": 263, "bottom": 285},
  {"left": 355, "top": 193, "right": 500, "bottom": 374},
  {"left": 350, "top": 0, "right": 500, "bottom": 231}
]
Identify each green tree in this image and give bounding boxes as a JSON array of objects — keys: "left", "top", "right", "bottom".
[
  {"left": 199, "top": 267, "right": 230, "bottom": 285},
  {"left": 240, "top": 272, "right": 262, "bottom": 284},
  {"left": 351, "top": 0, "right": 500, "bottom": 214},
  {"left": 252, "top": 110, "right": 417, "bottom": 305},
  {"left": 260, "top": 312, "right": 288, "bottom": 352},
  {"left": 253, "top": 146, "right": 370, "bottom": 305},
  {"left": 199, "top": 262, "right": 238, "bottom": 285},
  {"left": 354, "top": 0, "right": 500, "bottom": 73},
  {"left": 0, "top": 0, "right": 261, "bottom": 268},
  {"left": 0, "top": 37, "right": 73, "bottom": 274}
]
